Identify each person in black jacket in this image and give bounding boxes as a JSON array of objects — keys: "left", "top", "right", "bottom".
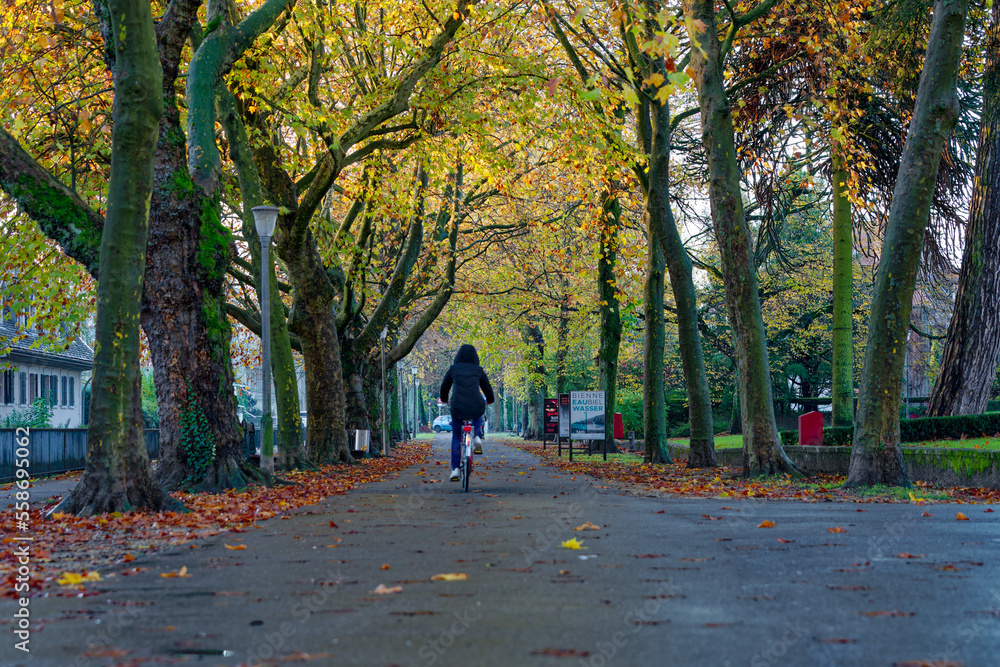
[{"left": 439, "top": 344, "right": 494, "bottom": 481}]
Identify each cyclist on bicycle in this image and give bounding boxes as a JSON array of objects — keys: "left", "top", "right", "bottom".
[{"left": 439, "top": 344, "right": 494, "bottom": 481}]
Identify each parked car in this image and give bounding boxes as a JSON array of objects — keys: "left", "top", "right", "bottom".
[{"left": 433, "top": 415, "right": 452, "bottom": 433}]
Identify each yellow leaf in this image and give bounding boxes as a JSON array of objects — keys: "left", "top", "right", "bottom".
[
  {"left": 828, "top": 527, "right": 847, "bottom": 533},
  {"left": 757, "top": 520, "right": 776, "bottom": 528},
  {"left": 224, "top": 543, "right": 246, "bottom": 550},
  {"left": 57, "top": 571, "right": 101, "bottom": 586},
  {"left": 431, "top": 572, "right": 469, "bottom": 581},
  {"left": 956, "top": 512, "right": 970, "bottom": 521},
  {"left": 161, "top": 566, "right": 191, "bottom": 578},
  {"left": 560, "top": 538, "right": 586, "bottom": 550},
  {"left": 574, "top": 521, "right": 601, "bottom": 531}
]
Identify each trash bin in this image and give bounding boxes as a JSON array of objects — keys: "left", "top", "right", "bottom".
[{"left": 352, "top": 429, "right": 370, "bottom": 458}]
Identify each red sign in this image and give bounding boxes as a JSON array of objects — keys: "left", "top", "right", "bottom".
[
  {"left": 544, "top": 398, "right": 558, "bottom": 434},
  {"left": 798, "top": 411, "right": 824, "bottom": 447}
]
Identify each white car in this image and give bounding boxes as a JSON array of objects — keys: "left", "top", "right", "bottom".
[{"left": 433, "top": 415, "right": 452, "bottom": 433}]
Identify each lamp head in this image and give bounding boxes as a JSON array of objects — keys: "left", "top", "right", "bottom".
[{"left": 251, "top": 205, "right": 280, "bottom": 238}]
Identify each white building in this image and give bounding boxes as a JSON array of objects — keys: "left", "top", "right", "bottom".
[{"left": 0, "top": 317, "right": 93, "bottom": 427}]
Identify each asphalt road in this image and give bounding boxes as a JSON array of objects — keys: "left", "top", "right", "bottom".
[{"left": 4, "top": 434, "right": 1000, "bottom": 667}]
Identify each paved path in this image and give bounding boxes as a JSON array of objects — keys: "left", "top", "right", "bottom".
[{"left": 5, "top": 434, "right": 1000, "bottom": 666}]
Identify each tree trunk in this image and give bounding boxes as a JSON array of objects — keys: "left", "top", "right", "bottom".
[
  {"left": 847, "top": 0, "right": 968, "bottom": 487},
  {"left": 52, "top": 0, "right": 180, "bottom": 515},
  {"left": 597, "top": 191, "right": 622, "bottom": 450},
  {"left": 684, "top": 0, "right": 794, "bottom": 476},
  {"left": 831, "top": 149, "right": 856, "bottom": 427},
  {"left": 643, "top": 217, "right": 670, "bottom": 464},
  {"left": 217, "top": 87, "right": 305, "bottom": 469},
  {"left": 144, "top": 18, "right": 252, "bottom": 491},
  {"left": 285, "top": 241, "right": 351, "bottom": 463},
  {"left": 642, "top": 90, "right": 716, "bottom": 468},
  {"left": 556, "top": 288, "right": 570, "bottom": 395},
  {"left": 522, "top": 324, "right": 545, "bottom": 440},
  {"left": 926, "top": 1, "right": 1000, "bottom": 417}
]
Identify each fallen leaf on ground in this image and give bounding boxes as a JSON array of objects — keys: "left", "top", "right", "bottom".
[
  {"left": 431, "top": 573, "right": 469, "bottom": 581},
  {"left": 956, "top": 513, "right": 970, "bottom": 521},
  {"left": 574, "top": 521, "right": 600, "bottom": 531},
  {"left": 560, "top": 538, "right": 586, "bottom": 550},
  {"left": 371, "top": 584, "right": 403, "bottom": 594},
  {"left": 531, "top": 648, "right": 591, "bottom": 657},
  {"left": 380, "top": 564, "right": 391, "bottom": 570},
  {"left": 777, "top": 538, "right": 794, "bottom": 543},
  {"left": 861, "top": 609, "right": 914, "bottom": 617},
  {"left": 702, "top": 515, "right": 723, "bottom": 520},
  {"left": 828, "top": 527, "right": 847, "bottom": 533},
  {"left": 224, "top": 543, "right": 246, "bottom": 550},
  {"left": 922, "top": 511, "right": 933, "bottom": 517},
  {"left": 56, "top": 571, "right": 101, "bottom": 586},
  {"left": 757, "top": 520, "right": 776, "bottom": 528},
  {"left": 897, "top": 552, "right": 923, "bottom": 559},
  {"left": 160, "top": 566, "right": 191, "bottom": 578}
]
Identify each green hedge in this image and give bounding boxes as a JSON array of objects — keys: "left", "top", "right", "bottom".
[{"left": 779, "top": 412, "right": 1000, "bottom": 447}]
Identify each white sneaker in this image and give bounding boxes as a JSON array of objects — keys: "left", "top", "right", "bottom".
[
  {"left": 473, "top": 436, "right": 483, "bottom": 454},
  {"left": 450, "top": 468, "right": 460, "bottom": 481}
]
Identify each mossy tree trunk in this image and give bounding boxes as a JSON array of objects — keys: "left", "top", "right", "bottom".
[
  {"left": 926, "top": 0, "right": 1000, "bottom": 418},
  {"left": 52, "top": 0, "right": 180, "bottom": 515},
  {"left": 831, "top": 148, "right": 855, "bottom": 428},
  {"left": 643, "top": 207, "right": 670, "bottom": 464},
  {"left": 597, "top": 191, "right": 622, "bottom": 452},
  {"left": 522, "top": 323, "right": 546, "bottom": 440},
  {"left": 847, "top": 0, "right": 968, "bottom": 487},
  {"left": 637, "top": 74, "right": 715, "bottom": 469},
  {"left": 217, "top": 86, "right": 305, "bottom": 470},
  {"left": 151, "top": 0, "right": 293, "bottom": 490},
  {"left": 684, "top": 0, "right": 795, "bottom": 477}
]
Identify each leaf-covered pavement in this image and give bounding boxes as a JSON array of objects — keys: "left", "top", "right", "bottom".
[
  {"left": 509, "top": 439, "right": 1000, "bottom": 505},
  {"left": 8, "top": 434, "right": 1000, "bottom": 667},
  {"left": 0, "top": 441, "right": 431, "bottom": 599}
]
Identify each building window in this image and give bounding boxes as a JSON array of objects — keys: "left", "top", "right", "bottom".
[
  {"left": 1, "top": 370, "right": 12, "bottom": 405},
  {"left": 30, "top": 373, "right": 38, "bottom": 402},
  {"left": 40, "top": 375, "right": 48, "bottom": 404},
  {"left": 50, "top": 374, "right": 58, "bottom": 405},
  {"left": 19, "top": 372, "right": 26, "bottom": 405},
  {"left": 69, "top": 377, "right": 75, "bottom": 407},
  {"left": 61, "top": 376, "right": 68, "bottom": 406}
]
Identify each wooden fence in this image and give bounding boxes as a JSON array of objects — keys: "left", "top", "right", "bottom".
[{"left": 0, "top": 428, "right": 260, "bottom": 483}]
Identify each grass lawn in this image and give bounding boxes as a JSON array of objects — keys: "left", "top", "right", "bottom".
[
  {"left": 667, "top": 434, "right": 1000, "bottom": 451},
  {"left": 668, "top": 434, "right": 743, "bottom": 449}
]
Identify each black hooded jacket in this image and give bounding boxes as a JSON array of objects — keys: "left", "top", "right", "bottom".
[{"left": 439, "top": 344, "right": 494, "bottom": 423}]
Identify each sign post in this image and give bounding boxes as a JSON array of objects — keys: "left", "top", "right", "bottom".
[
  {"left": 558, "top": 393, "right": 570, "bottom": 456},
  {"left": 543, "top": 398, "right": 558, "bottom": 449},
  {"left": 569, "top": 391, "right": 605, "bottom": 462}
]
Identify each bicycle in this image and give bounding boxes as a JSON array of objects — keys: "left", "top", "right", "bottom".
[{"left": 460, "top": 419, "right": 474, "bottom": 492}]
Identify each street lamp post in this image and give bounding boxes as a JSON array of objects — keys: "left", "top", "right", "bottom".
[
  {"left": 411, "top": 367, "right": 418, "bottom": 441},
  {"left": 380, "top": 327, "right": 388, "bottom": 456},
  {"left": 252, "top": 206, "right": 279, "bottom": 476}
]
